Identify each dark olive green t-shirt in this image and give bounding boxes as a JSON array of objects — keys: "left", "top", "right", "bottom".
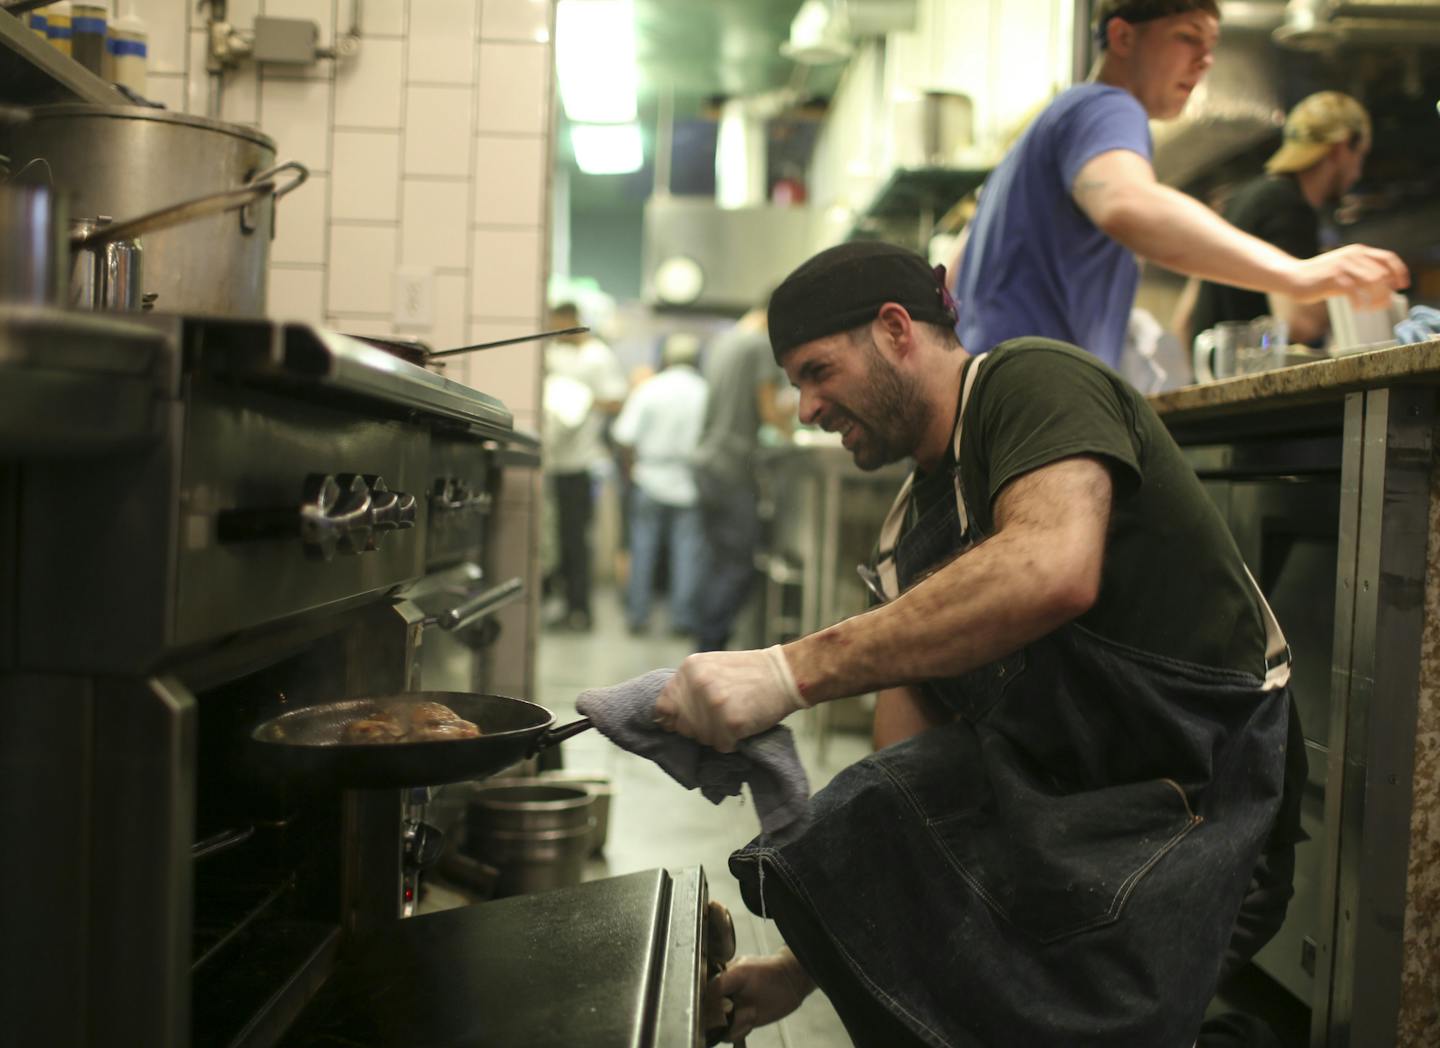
[{"left": 909, "top": 338, "right": 1266, "bottom": 675}]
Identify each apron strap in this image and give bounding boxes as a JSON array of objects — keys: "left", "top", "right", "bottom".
[
  {"left": 1241, "top": 564, "right": 1292, "bottom": 690},
  {"left": 869, "top": 354, "right": 988, "bottom": 603},
  {"left": 950, "top": 353, "right": 987, "bottom": 536}
]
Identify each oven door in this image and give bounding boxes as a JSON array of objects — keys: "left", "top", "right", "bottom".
[{"left": 280, "top": 866, "right": 710, "bottom": 1048}]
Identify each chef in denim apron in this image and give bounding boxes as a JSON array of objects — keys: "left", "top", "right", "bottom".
[
  {"left": 654, "top": 242, "right": 1295, "bottom": 1047},
  {"left": 729, "top": 354, "right": 1292, "bottom": 1047}
]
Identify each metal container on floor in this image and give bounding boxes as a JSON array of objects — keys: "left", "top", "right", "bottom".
[
  {"left": 465, "top": 781, "right": 596, "bottom": 897},
  {"left": 537, "top": 769, "right": 614, "bottom": 856}
]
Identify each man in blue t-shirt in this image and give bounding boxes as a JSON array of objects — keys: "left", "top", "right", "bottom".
[{"left": 952, "top": 0, "right": 1407, "bottom": 368}]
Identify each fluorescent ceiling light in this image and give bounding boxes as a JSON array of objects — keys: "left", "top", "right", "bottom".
[
  {"left": 556, "top": 0, "right": 637, "bottom": 123},
  {"left": 571, "top": 123, "right": 643, "bottom": 175}
]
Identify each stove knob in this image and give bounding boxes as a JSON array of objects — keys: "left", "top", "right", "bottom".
[
  {"left": 298, "top": 473, "right": 342, "bottom": 561},
  {"left": 395, "top": 491, "right": 417, "bottom": 528},
  {"left": 302, "top": 473, "right": 373, "bottom": 559},
  {"left": 366, "top": 476, "right": 399, "bottom": 545},
  {"left": 363, "top": 475, "right": 416, "bottom": 546}
]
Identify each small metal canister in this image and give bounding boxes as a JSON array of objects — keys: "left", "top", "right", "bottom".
[{"left": 70, "top": 216, "right": 145, "bottom": 311}]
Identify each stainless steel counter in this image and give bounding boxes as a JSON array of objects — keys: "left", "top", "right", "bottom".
[{"left": 1147, "top": 340, "right": 1440, "bottom": 1048}]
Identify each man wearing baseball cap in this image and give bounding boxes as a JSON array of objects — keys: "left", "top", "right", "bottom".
[
  {"left": 1187, "top": 92, "right": 1375, "bottom": 347},
  {"left": 632, "top": 241, "right": 1298, "bottom": 1045},
  {"left": 948, "top": 0, "right": 1406, "bottom": 368}
]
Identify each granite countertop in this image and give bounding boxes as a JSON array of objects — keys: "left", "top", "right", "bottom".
[{"left": 1148, "top": 337, "right": 1440, "bottom": 421}]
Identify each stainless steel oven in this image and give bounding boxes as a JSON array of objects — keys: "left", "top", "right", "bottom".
[{"left": 0, "top": 310, "right": 710, "bottom": 1048}]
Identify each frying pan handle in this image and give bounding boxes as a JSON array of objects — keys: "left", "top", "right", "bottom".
[{"left": 531, "top": 717, "right": 593, "bottom": 755}]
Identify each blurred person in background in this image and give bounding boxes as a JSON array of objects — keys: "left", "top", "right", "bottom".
[
  {"left": 542, "top": 303, "right": 628, "bottom": 632},
  {"left": 690, "top": 299, "right": 792, "bottom": 652},
  {"left": 1180, "top": 91, "right": 1374, "bottom": 349},
  {"left": 949, "top": 0, "right": 1406, "bottom": 368},
  {"left": 611, "top": 333, "right": 709, "bottom": 636}
]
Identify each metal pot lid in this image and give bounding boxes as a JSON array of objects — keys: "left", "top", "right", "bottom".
[{"left": 15, "top": 104, "right": 277, "bottom": 152}]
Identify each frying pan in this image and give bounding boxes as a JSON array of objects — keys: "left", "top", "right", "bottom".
[{"left": 248, "top": 692, "right": 592, "bottom": 789}]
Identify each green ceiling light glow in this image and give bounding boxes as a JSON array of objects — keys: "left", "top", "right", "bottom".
[
  {"left": 556, "top": 0, "right": 638, "bottom": 124},
  {"left": 571, "top": 123, "right": 643, "bottom": 175}
]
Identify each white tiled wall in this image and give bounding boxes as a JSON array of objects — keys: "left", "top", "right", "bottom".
[
  {"left": 134, "top": 0, "right": 553, "bottom": 425},
  {"left": 134, "top": 0, "right": 552, "bottom": 703}
]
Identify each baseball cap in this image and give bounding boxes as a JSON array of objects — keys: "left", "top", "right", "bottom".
[
  {"left": 1266, "top": 91, "right": 1371, "bottom": 174},
  {"left": 768, "top": 241, "right": 958, "bottom": 359}
]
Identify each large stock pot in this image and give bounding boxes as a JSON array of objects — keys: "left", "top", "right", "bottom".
[{"left": 3, "top": 105, "right": 306, "bottom": 316}]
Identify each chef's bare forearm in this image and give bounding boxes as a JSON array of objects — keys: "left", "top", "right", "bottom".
[
  {"left": 1075, "top": 157, "right": 1295, "bottom": 291},
  {"left": 1073, "top": 150, "right": 1407, "bottom": 304},
  {"left": 784, "top": 456, "right": 1112, "bottom": 705}
]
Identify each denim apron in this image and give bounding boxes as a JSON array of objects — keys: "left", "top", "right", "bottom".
[{"left": 731, "top": 356, "right": 1293, "bottom": 1047}]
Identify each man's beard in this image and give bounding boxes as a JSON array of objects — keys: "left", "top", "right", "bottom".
[{"left": 847, "top": 335, "right": 929, "bottom": 470}]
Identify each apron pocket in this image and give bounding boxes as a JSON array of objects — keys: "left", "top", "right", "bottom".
[
  {"left": 878, "top": 726, "right": 1201, "bottom": 945},
  {"left": 927, "top": 773, "right": 1201, "bottom": 943}
]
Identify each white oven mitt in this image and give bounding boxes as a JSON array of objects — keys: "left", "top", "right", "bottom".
[
  {"left": 655, "top": 645, "right": 809, "bottom": 753},
  {"left": 576, "top": 668, "right": 810, "bottom": 835}
]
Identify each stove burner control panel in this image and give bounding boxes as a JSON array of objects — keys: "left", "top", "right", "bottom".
[{"left": 218, "top": 473, "right": 419, "bottom": 561}]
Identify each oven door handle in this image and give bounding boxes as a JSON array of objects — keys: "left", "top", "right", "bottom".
[{"left": 433, "top": 577, "right": 524, "bottom": 631}]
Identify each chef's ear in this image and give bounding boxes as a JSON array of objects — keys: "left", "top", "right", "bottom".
[
  {"left": 1105, "top": 16, "right": 1137, "bottom": 56},
  {"left": 872, "top": 303, "right": 914, "bottom": 357}
]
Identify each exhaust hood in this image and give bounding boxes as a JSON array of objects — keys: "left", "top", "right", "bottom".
[
  {"left": 1275, "top": 0, "right": 1440, "bottom": 50},
  {"left": 641, "top": 194, "right": 813, "bottom": 313}
]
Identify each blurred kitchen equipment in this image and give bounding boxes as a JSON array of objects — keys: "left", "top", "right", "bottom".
[
  {"left": 1, "top": 105, "right": 308, "bottom": 315},
  {"left": 249, "top": 692, "right": 593, "bottom": 789},
  {"left": 922, "top": 91, "right": 974, "bottom": 166},
  {"left": 1327, "top": 292, "right": 1409, "bottom": 355},
  {"left": 0, "top": 182, "right": 66, "bottom": 305},
  {"left": 537, "top": 768, "right": 614, "bottom": 855},
  {"left": 1192, "top": 316, "right": 1289, "bottom": 383},
  {"left": 464, "top": 780, "right": 596, "bottom": 896}
]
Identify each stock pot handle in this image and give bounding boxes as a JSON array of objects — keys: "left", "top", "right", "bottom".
[
  {"left": 242, "top": 160, "right": 310, "bottom": 234},
  {"left": 247, "top": 160, "right": 310, "bottom": 201}
]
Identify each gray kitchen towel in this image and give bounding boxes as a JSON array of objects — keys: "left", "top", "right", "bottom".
[{"left": 576, "top": 669, "right": 811, "bottom": 835}]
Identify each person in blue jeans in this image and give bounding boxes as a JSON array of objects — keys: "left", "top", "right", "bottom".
[
  {"left": 690, "top": 302, "right": 792, "bottom": 651},
  {"left": 612, "top": 334, "right": 708, "bottom": 635},
  {"left": 950, "top": 0, "right": 1406, "bottom": 368},
  {"left": 648, "top": 242, "right": 1301, "bottom": 1047}
]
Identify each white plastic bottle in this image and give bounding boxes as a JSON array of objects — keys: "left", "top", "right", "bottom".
[{"left": 106, "top": 10, "right": 149, "bottom": 94}]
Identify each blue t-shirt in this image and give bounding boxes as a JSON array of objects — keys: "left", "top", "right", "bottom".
[{"left": 952, "top": 84, "right": 1152, "bottom": 368}]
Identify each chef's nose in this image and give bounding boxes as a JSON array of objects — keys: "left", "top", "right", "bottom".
[{"left": 797, "top": 388, "right": 825, "bottom": 426}]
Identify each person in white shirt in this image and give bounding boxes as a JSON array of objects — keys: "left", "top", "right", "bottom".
[
  {"left": 611, "top": 333, "right": 709, "bottom": 636},
  {"left": 542, "top": 303, "right": 628, "bottom": 632}
]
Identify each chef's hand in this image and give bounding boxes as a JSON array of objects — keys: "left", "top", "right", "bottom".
[
  {"left": 1288, "top": 244, "right": 1409, "bottom": 311},
  {"left": 655, "top": 644, "right": 808, "bottom": 753},
  {"left": 704, "top": 948, "right": 815, "bottom": 1043}
]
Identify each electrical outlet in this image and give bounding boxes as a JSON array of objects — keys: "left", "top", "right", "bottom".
[{"left": 393, "top": 268, "right": 434, "bottom": 330}]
